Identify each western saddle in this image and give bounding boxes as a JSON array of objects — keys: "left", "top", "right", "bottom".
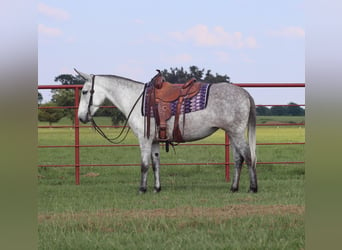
[{"left": 145, "top": 70, "right": 202, "bottom": 144}]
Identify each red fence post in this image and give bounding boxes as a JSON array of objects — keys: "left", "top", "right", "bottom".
[
  {"left": 74, "top": 87, "right": 80, "bottom": 185},
  {"left": 225, "top": 132, "right": 230, "bottom": 182}
]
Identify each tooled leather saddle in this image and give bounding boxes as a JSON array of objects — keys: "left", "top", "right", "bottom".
[{"left": 144, "top": 70, "right": 203, "bottom": 145}]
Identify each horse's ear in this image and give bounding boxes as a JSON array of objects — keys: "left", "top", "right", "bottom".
[{"left": 74, "top": 68, "right": 91, "bottom": 81}]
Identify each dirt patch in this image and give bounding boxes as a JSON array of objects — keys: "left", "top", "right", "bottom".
[
  {"left": 82, "top": 172, "right": 100, "bottom": 177},
  {"left": 38, "top": 204, "right": 304, "bottom": 223},
  {"left": 118, "top": 204, "right": 304, "bottom": 219}
]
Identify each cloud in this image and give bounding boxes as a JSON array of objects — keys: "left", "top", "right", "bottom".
[
  {"left": 269, "top": 26, "right": 305, "bottom": 38},
  {"left": 169, "top": 25, "right": 257, "bottom": 49},
  {"left": 38, "top": 24, "right": 62, "bottom": 38},
  {"left": 38, "top": 3, "right": 70, "bottom": 21}
]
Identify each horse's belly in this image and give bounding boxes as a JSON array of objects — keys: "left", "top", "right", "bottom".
[{"left": 166, "top": 112, "right": 219, "bottom": 142}]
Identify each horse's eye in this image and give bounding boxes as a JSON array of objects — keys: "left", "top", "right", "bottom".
[{"left": 82, "top": 90, "right": 88, "bottom": 95}]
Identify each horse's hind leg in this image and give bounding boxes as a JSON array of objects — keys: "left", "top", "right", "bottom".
[
  {"left": 247, "top": 159, "right": 258, "bottom": 193},
  {"left": 230, "top": 143, "right": 244, "bottom": 192},
  {"left": 151, "top": 142, "right": 161, "bottom": 192},
  {"left": 237, "top": 137, "right": 257, "bottom": 193},
  {"left": 229, "top": 134, "right": 257, "bottom": 193}
]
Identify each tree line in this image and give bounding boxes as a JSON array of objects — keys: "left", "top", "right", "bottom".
[
  {"left": 38, "top": 66, "right": 303, "bottom": 125},
  {"left": 256, "top": 104, "right": 305, "bottom": 116}
]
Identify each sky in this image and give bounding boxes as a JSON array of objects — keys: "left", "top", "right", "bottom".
[{"left": 38, "top": 0, "right": 305, "bottom": 105}]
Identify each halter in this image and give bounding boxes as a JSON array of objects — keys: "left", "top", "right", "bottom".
[
  {"left": 86, "top": 75, "right": 144, "bottom": 144},
  {"left": 87, "top": 74, "right": 96, "bottom": 118}
]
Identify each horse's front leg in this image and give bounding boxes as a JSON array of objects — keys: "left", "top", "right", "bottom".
[
  {"left": 139, "top": 142, "right": 152, "bottom": 193},
  {"left": 151, "top": 142, "right": 161, "bottom": 192}
]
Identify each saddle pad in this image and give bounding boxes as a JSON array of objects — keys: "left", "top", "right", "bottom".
[{"left": 142, "top": 83, "right": 211, "bottom": 117}]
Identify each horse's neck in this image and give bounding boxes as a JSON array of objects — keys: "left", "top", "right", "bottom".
[{"left": 98, "top": 76, "right": 144, "bottom": 117}]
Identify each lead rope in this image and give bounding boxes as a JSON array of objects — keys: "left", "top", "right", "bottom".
[
  {"left": 88, "top": 75, "right": 144, "bottom": 144},
  {"left": 90, "top": 91, "right": 144, "bottom": 144}
]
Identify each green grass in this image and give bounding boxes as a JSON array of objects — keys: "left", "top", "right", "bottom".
[{"left": 38, "top": 116, "right": 305, "bottom": 249}]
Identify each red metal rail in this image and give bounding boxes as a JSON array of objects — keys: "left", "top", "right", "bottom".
[{"left": 38, "top": 83, "right": 305, "bottom": 184}]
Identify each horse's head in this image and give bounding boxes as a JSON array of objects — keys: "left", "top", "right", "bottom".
[{"left": 75, "top": 69, "right": 106, "bottom": 123}]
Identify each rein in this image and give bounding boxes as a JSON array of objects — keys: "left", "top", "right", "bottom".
[{"left": 87, "top": 75, "right": 144, "bottom": 144}]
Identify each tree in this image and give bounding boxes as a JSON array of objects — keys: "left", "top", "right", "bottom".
[
  {"left": 161, "top": 67, "right": 188, "bottom": 83},
  {"left": 38, "top": 102, "right": 65, "bottom": 126},
  {"left": 256, "top": 103, "right": 305, "bottom": 116},
  {"left": 189, "top": 65, "right": 204, "bottom": 79},
  {"left": 256, "top": 106, "right": 271, "bottom": 116},
  {"left": 51, "top": 74, "right": 85, "bottom": 124},
  {"left": 270, "top": 105, "right": 288, "bottom": 116},
  {"left": 286, "top": 102, "right": 305, "bottom": 116},
  {"left": 94, "top": 99, "right": 126, "bottom": 125},
  {"left": 111, "top": 109, "right": 126, "bottom": 125},
  {"left": 204, "top": 69, "right": 230, "bottom": 83},
  {"left": 54, "top": 74, "right": 85, "bottom": 85},
  {"left": 161, "top": 66, "right": 230, "bottom": 83}
]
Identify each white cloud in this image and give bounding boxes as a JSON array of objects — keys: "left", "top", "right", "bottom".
[
  {"left": 38, "top": 24, "right": 62, "bottom": 38},
  {"left": 169, "top": 25, "right": 257, "bottom": 49},
  {"left": 269, "top": 26, "right": 305, "bottom": 38},
  {"left": 38, "top": 3, "right": 70, "bottom": 21}
]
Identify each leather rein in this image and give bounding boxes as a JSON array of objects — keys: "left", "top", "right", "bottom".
[{"left": 87, "top": 75, "right": 144, "bottom": 144}]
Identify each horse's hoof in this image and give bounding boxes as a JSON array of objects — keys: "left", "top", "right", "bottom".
[
  {"left": 139, "top": 187, "right": 147, "bottom": 194},
  {"left": 248, "top": 187, "right": 258, "bottom": 193},
  {"left": 230, "top": 186, "right": 239, "bottom": 193},
  {"left": 153, "top": 186, "right": 161, "bottom": 193}
]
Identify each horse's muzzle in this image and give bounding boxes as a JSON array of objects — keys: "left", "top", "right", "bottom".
[
  {"left": 79, "top": 117, "right": 87, "bottom": 124},
  {"left": 79, "top": 114, "right": 90, "bottom": 124}
]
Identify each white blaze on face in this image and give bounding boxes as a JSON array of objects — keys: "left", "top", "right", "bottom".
[
  {"left": 78, "top": 84, "right": 91, "bottom": 123},
  {"left": 75, "top": 70, "right": 107, "bottom": 123},
  {"left": 74, "top": 69, "right": 93, "bottom": 123}
]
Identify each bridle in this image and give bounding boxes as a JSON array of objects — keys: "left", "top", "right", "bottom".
[
  {"left": 87, "top": 74, "right": 96, "bottom": 118},
  {"left": 86, "top": 75, "right": 144, "bottom": 144}
]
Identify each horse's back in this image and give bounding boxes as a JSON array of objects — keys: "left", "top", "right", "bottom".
[
  {"left": 210, "top": 82, "right": 250, "bottom": 98},
  {"left": 170, "top": 83, "right": 252, "bottom": 141},
  {"left": 207, "top": 83, "right": 252, "bottom": 112}
]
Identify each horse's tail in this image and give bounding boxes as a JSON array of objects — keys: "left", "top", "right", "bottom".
[{"left": 247, "top": 94, "right": 257, "bottom": 169}]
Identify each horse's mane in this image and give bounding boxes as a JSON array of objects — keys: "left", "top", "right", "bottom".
[{"left": 97, "top": 74, "right": 144, "bottom": 85}]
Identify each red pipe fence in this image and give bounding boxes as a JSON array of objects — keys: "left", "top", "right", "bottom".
[{"left": 38, "top": 83, "right": 305, "bottom": 185}]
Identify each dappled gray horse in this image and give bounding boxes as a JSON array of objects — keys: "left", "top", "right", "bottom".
[{"left": 76, "top": 69, "right": 257, "bottom": 193}]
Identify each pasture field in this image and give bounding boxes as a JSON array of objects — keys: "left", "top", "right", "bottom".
[{"left": 38, "top": 116, "right": 305, "bottom": 249}]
